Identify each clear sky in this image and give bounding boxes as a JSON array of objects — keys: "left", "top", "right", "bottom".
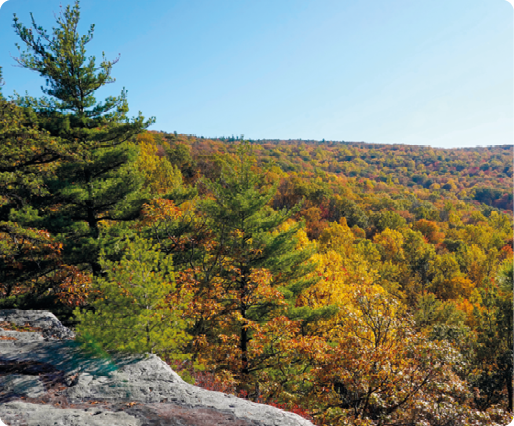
[{"left": 0, "top": 0, "right": 512, "bottom": 148}]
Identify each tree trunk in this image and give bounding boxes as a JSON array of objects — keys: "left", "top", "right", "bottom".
[
  {"left": 241, "top": 315, "right": 249, "bottom": 378},
  {"left": 507, "top": 371, "right": 513, "bottom": 412},
  {"left": 240, "top": 273, "right": 250, "bottom": 386}
]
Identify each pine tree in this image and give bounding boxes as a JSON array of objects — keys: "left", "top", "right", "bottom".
[
  {"left": 75, "top": 236, "right": 191, "bottom": 356},
  {"left": 11, "top": 1, "right": 153, "bottom": 276},
  {"left": 0, "top": 67, "right": 4, "bottom": 97},
  {"left": 0, "top": 65, "right": 70, "bottom": 303},
  {"left": 186, "top": 142, "right": 334, "bottom": 390}
]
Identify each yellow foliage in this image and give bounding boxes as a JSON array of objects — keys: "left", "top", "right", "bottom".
[
  {"left": 275, "top": 218, "right": 312, "bottom": 250},
  {"left": 135, "top": 134, "right": 183, "bottom": 194},
  {"left": 301, "top": 247, "right": 386, "bottom": 342},
  {"left": 463, "top": 224, "right": 492, "bottom": 250},
  {"left": 318, "top": 218, "right": 355, "bottom": 257},
  {"left": 434, "top": 276, "right": 474, "bottom": 300},
  {"left": 373, "top": 228, "right": 405, "bottom": 262}
]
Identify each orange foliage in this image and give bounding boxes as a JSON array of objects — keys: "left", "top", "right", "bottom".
[{"left": 413, "top": 219, "right": 445, "bottom": 244}]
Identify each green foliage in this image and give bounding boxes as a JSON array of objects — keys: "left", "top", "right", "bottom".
[
  {"left": 331, "top": 197, "right": 369, "bottom": 229},
  {"left": 2, "top": 14, "right": 513, "bottom": 420},
  {"left": 0, "top": 99, "right": 57, "bottom": 211},
  {"left": 0, "top": 91, "right": 69, "bottom": 301},
  {"left": 11, "top": 1, "right": 154, "bottom": 276},
  {"left": 496, "top": 258, "right": 513, "bottom": 293},
  {"left": 199, "top": 143, "right": 324, "bottom": 319},
  {"left": 14, "top": 1, "right": 120, "bottom": 116},
  {"left": 178, "top": 142, "right": 336, "bottom": 390},
  {"left": 0, "top": 67, "right": 4, "bottom": 98},
  {"left": 75, "top": 236, "right": 191, "bottom": 356},
  {"left": 164, "top": 140, "right": 196, "bottom": 180},
  {"left": 414, "top": 293, "right": 469, "bottom": 343},
  {"left": 372, "top": 210, "right": 407, "bottom": 232}
]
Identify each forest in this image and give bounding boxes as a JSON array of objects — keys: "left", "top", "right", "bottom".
[{"left": 0, "top": 3, "right": 513, "bottom": 426}]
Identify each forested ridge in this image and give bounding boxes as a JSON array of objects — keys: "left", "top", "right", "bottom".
[{"left": 0, "top": 3, "right": 512, "bottom": 425}]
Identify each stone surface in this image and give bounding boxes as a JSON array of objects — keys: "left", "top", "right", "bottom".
[
  {"left": 0, "top": 310, "right": 314, "bottom": 426},
  {"left": 0, "top": 401, "right": 142, "bottom": 426},
  {"left": 0, "top": 310, "right": 75, "bottom": 340},
  {"left": 0, "top": 375, "right": 46, "bottom": 398}
]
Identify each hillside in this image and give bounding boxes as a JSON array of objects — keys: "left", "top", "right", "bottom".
[
  {"left": 1, "top": 3, "right": 512, "bottom": 424},
  {"left": 3, "top": 119, "right": 513, "bottom": 424}
]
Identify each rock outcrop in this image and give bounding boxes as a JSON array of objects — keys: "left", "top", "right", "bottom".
[{"left": 0, "top": 310, "right": 314, "bottom": 426}]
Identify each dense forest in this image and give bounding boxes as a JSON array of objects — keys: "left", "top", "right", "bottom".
[{"left": 0, "top": 3, "right": 512, "bottom": 426}]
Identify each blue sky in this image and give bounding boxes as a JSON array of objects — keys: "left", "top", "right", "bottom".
[{"left": 0, "top": 0, "right": 512, "bottom": 148}]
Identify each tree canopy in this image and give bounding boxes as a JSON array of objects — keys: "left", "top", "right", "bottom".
[{"left": 0, "top": 2, "right": 512, "bottom": 424}]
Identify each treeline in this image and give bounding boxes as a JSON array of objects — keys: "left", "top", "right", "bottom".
[
  {"left": 0, "top": 3, "right": 512, "bottom": 426},
  {"left": 172, "top": 134, "right": 513, "bottom": 210}
]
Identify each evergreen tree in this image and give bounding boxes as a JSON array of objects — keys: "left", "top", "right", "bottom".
[
  {"left": 187, "top": 142, "right": 334, "bottom": 389},
  {"left": 11, "top": 1, "right": 153, "bottom": 276},
  {"left": 0, "top": 67, "right": 4, "bottom": 97},
  {"left": 0, "top": 66, "right": 69, "bottom": 303},
  {"left": 75, "top": 236, "right": 191, "bottom": 355}
]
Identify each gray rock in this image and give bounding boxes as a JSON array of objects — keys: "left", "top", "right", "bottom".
[
  {"left": 0, "top": 310, "right": 314, "bottom": 426},
  {"left": 0, "top": 401, "right": 142, "bottom": 426},
  {"left": 0, "top": 330, "right": 45, "bottom": 342},
  {"left": 0, "top": 309, "right": 75, "bottom": 340},
  {"left": 0, "top": 375, "right": 46, "bottom": 398}
]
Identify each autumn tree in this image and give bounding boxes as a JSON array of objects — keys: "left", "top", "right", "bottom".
[
  {"left": 133, "top": 132, "right": 193, "bottom": 202},
  {"left": 402, "top": 229, "right": 436, "bottom": 302},
  {"left": 297, "top": 267, "right": 479, "bottom": 426},
  {"left": 413, "top": 219, "right": 445, "bottom": 244},
  {"left": 470, "top": 259, "right": 513, "bottom": 412}
]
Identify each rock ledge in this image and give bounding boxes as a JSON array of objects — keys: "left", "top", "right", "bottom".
[{"left": 0, "top": 309, "right": 313, "bottom": 426}]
